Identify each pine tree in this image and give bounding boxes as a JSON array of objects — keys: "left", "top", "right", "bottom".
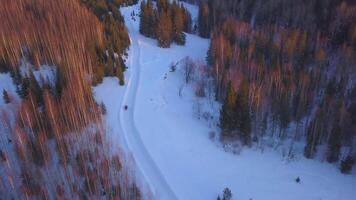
[
  {"left": 2, "top": 89, "right": 10, "bottom": 104},
  {"left": 29, "top": 70, "right": 43, "bottom": 105},
  {"left": 172, "top": 1, "right": 186, "bottom": 45},
  {"left": 304, "top": 123, "right": 316, "bottom": 159},
  {"left": 327, "top": 123, "right": 342, "bottom": 163},
  {"left": 19, "top": 76, "right": 30, "bottom": 99},
  {"left": 220, "top": 81, "right": 237, "bottom": 136},
  {"left": 198, "top": 2, "right": 210, "bottom": 38},
  {"left": 116, "top": 65, "right": 125, "bottom": 86},
  {"left": 139, "top": 0, "right": 156, "bottom": 38},
  {"left": 235, "top": 78, "right": 251, "bottom": 145},
  {"left": 156, "top": 10, "right": 173, "bottom": 48},
  {"left": 147, "top": 1, "right": 157, "bottom": 38},
  {"left": 340, "top": 156, "right": 354, "bottom": 174},
  {"left": 156, "top": 0, "right": 169, "bottom": 13},
  {"left": 105, "top": 51, "right": 115, "bottom": 76},
  {"left": 56, "top": 64, "right": 66, "bottom": 97},
  {"left": 278, "top": 93, "right": 291, "bottom": 138},
  {"left": 139, "top": 1, "right": 148, "bottom": 36},
  {"left": 304, "top": 108, "right": 324, "bottom": 158},
  {"left": 222, "top": 188, "right": 232, "bottom": 200},
  {"left": 181, "top": 4, "right": 192, "bottom": 33},
  {"left": 0, "top": 150, "right": 6, "bottom": 162},
  {"left": 0, "top": 58, "right": 10, "bottom": 73}
]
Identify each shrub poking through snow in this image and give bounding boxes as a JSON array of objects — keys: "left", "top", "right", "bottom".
[{"left": 217, "top": 187, "right": 232, "bottom": 200}]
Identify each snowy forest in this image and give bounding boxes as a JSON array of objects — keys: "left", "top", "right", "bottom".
[
  {"left": 0, "top": 0, "right": 355, "bottom": 199},
  {"left": 0, "top": 0, "right": 141, "bottom": 199},
  {"left": 193, "top": 0, "right": 356, "bottom": 172},
  {"left": 139, "top": 0, "right": 192, "bottom": 47}
]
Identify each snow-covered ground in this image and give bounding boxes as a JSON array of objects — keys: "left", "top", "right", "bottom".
[
  {"left": 92, "top": 2, "right": 356, "bottom": 200},
  {"left": 0, "top": 73, "right": 18, "bottom": 107}
]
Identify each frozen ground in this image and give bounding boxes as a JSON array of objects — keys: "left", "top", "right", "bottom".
[
  {"left": 0, "top": 73, "right": 18, "bottom": 107},
  {"left": 93, "top": 1, "right": 356, "bottom": 200}
]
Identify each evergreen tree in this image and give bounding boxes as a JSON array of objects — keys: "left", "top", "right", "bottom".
[
  {"left": 29, "top": 70, "right": 43, "bottom": 105},
  {"left": 304, "top": 123, "right": 316, "bottom": 159},
  {"left": 56, "top": 64, "right": 66, "bottom": 97},
  {"left": 277, "top": 93, "right": 291, "bottom": 137},
  {"left": 304, "top": 108, "right": 324, "bottom": 158},
  {"left": 235, "top": 78, "right": 251, "bottom": 145},
  {"left": 222, "top": 188, "right": 232, "bottom": 200},
  {"left": 340, "top": 156, "right": 354, "bottom": 174},
  {"left": 139, "top": 0, "right": 191, "bottom": 47},
  {"left": 105, "top": 50, "right": 115, "bottom": 76},
  {"left": 139, "top": 0, "right": 148, "bottom": 36},
  {"left": 172, "top": 1, "right": 186, "bottom": 45},
  {"left": 19, "top": 76, "right": 30, "bottom": 99},
  {"left": 327, "top": 123, "right": 342, "bottom": 163},
  {"left": 156, "top": 0, "right": 169, "bottom": 13},
  {"left": 0, "top": 58, "right": 10, "bottom": 73},
  {"left": 0, "top": 150, "right": 6, "bottom": 162},
  {"left": 2, "top": 89, "right": 10, "bottom": 104},
  {"left": 116, "top": 65, "right": 125, "bottom": 86},
  {"left": 198, "top": 2, "right": 210, "bottom": 38},
  {"left": 220, "top": 81, "right": 237, "bottom": 136},
  {"left": 139, "top": 0, "right": 156, "bottom": 37},
  {"left": 181, "top": 4, "right": 192, "bottom": 33},
  {"left": 156, "top": 10, "right": 173, "bottom": 48},
  {"left": 147, "top": 1, "right": 157, "bottom": 38}
]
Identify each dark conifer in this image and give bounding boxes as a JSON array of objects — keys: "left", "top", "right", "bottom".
[
  {"left": 147, "top": 1, "right": 157, "bottom": 38},
  {"left": 156, "top": 10, "right": 173, "bottom": 48},
  {"left": 235, "top": 78, "right": 251, "bottom": 145},
  {"left": 181, "top": 4, "right": 192, "bottom": 33},
  {"left": 116, "top": 65, "right": 125, "bottom": 86},
  {"left": 327, "top": 123, "right": 342, "bottom": 163},
  {"left": 172, "top": 1, "right": 186, "bottom": 45},
  {"left": 139, "top": 1, "right": 148, "bottom": 36},
  {"left": 29, "top": 70, "right": 43, "bottom": 105},
  {"left": 222, "top": 188, "right": 232, "bottom": 200},
  {"left": 340, "top": 156, "right": 354, "bottom": 174},
  {"left": 55, "top": 65, "right": 66, "bottom": 97},
  {"left": 156, "top": 0, "right": 169, "bottom": 13},
  {"left": 2, "top": 90, "right": 11, "bottom": 104},
  {"left": 20, "top": 76, "right": 30, "bottom": 99},
  {"left": 220, "top": 81, "right": 237, "bottom": 136},
  {"left": 0, "top": 58, "right": 10, "bottom": 73},
  {"left": 2, "top": 89, "right": 11, "bottom": 104},
  {"left": 198, "top": 2, "right": 210, "bottom": 38},
  {"left": 139, "top": 0, "right": 156, "bottom": 38}
]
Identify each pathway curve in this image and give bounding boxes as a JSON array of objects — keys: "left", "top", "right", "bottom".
[{"left": 118, "top": 13, "right": 178, "bottom": 200}]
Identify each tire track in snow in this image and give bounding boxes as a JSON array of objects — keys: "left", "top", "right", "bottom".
[{"left": 118, "top": 12, "right": 178, "bottom": 200}]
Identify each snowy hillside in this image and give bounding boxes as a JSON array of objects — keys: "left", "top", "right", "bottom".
[{"left": 92, "top": 1, "right": 356, "bottom": 200}]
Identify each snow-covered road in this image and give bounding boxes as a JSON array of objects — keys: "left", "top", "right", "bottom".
[{"left": 118, "top": 12, "right": 178, "bottom": 200}]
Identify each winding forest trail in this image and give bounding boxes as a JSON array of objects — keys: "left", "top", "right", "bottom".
[{"left": 118, "top": 12, "right": 178, "bottom": 200}]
